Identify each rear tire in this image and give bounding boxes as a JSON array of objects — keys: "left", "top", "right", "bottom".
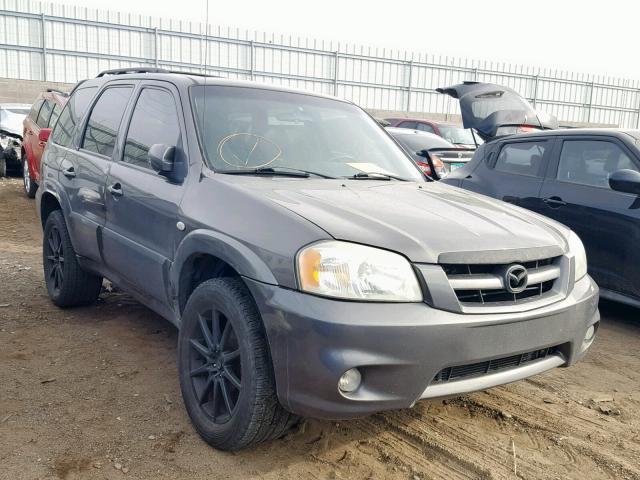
[
  {"left": 178, "top": 277, "right": 297, "bottom": 450},
  {"left": 23, "top": 156, "right": 37, "bottom": 198},
  {"left": 43, "top": 210, "right": 103, "bottom": 307}
]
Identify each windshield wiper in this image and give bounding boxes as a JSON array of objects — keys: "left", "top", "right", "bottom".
[
  {"left": 219, "top": 167, "right": 337, "bottom": 179},
  {"left": 347, "top": 172, "right": 409, "bottom": 181}
]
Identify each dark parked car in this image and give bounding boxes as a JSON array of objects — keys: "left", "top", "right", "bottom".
[
  {"left": 385, "top": 117, "right": 480, "bottom": 149},
  {"left": 439, "top": 82, "right": 640, "bottom": 308},
  {"left": 37, "top": 68, "right": 599, "bottom": 451},
  {"left": 386, "top": 127, "right": 474, "bottom": 178},
  {"left": 22, "top": 89, "right": 68, "bottom": 197},
  {"left": 443, "top": 129, "right": 640, "bottom": 308}
]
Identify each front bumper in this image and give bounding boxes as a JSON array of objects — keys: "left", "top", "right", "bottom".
[{"left": 245, "top": 274, "right": 599, "bottom": 419}]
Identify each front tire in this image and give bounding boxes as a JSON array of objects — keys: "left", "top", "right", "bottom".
[
  {"left": 178, "top": 277, "right": 296, "bottom": 450},
  {"left": 23, "top": 156, "right": 37, "bottom": 198},
  {"left": 43, "top": 210, "right": 103, "bottom": 307}
]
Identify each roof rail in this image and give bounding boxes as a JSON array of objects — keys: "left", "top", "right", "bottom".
[
  {"left": 96, "top": 67, "right": 170, "bottom": 77},
  {"left": 96, "top": 67, "right": 220, "bottom": 79},
  {"left": 46, "top": 88, "right": 69, "bottom": 96}
]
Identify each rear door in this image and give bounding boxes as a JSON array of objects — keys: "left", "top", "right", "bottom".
[
  {"left": 461, "top": 138, "right": 553, "bottom": 212},
  {"left": 62, "top": 83, "right": 134, "bottom": 263},
  {"left": 102, "top": 82, "right": 186, "bottom": 305},
  {"left": 539, "top": 136, "right": 640, "bottom": 298},
  {"left": 23, "top": 98, "right": 44, "bottom": 163}
]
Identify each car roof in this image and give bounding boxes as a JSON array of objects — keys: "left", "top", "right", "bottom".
[
  {"left": 499, "top": 128, "right": 639, "bottom": 142},
  {"left": 385, "top": 117, "right": 462, "bottom": 127},
  {"left": 77, "top": 72, "right": 352, "bottom": 104},
  {"left": 386, "top": 127, "right": 445, "bottom": 140}
]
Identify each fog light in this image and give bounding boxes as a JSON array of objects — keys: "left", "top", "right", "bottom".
[
  {"left": 338, "top": 368, "right": 361, "bottom": 393},
  {"left": 584, "top": 325, "right": 596, "bottom": 342}
]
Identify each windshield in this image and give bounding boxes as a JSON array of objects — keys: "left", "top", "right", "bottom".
[
  {"left": 190, "top": 85, "right": 423, "bottom": 181},
  {"left": 437, "top": 126, "right": 477, "bottom": 145}
]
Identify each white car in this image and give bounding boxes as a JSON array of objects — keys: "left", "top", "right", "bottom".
[{"left": 0, "top": 103, "right": 30, "bottom": 177}]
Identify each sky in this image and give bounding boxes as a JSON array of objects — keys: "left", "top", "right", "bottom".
[{"left": 48, "top": 0, "right": 640, "bottom": 80}]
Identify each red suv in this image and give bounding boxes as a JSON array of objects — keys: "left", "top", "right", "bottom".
[{"left": 22, "top": 89, "right": 68, "bottom": 197}]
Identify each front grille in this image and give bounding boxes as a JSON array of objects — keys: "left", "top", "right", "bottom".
[
  {"left": 442, "top": 257, "right": 560, "bottom": 305},
  {"left": 432, "top": 346, "right": 559, "bottom": 384}
]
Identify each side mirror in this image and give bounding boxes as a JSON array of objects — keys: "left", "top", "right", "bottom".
[
  {"left": 609, "top": 169, "right": 640, "bottom": 195},
  {"left": 38, "top": 128, "right": 52, "bottom": 143},
  {"left": 148, "top": 144, "right": 175, "bottom": 173}
]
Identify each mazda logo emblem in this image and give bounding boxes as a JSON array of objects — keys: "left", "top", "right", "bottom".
[{"left": 504, "top": 264, "right": 528, "bottom": 294}]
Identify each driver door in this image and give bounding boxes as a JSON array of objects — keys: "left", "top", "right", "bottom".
[{"left": 539, "top": 136, "right": 640, "bottom": 299}]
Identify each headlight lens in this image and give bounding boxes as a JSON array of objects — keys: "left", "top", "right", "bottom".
[
  {"left": 297, "top": 241, "right": 423, "bottom": 302},
  {"left": 567, "top": 231, "right": 587, "bottom": 281}
]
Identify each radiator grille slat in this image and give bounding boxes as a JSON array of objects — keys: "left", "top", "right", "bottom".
[{"left": 432, "top": 347, "right": 558, "bottom": 384}]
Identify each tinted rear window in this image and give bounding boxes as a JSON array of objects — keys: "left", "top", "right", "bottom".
[
  {"left": 494, "top": 141, "right": 547, "bottom": 177},
  {"left": 81, "top": 87, "right": 133, "bottom": 158}
]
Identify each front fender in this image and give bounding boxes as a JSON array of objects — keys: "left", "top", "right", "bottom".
[{"left": 171, "top": 228, "right": 279, "bottom": 291}]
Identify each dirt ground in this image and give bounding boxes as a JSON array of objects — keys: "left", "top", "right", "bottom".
[{"left": 1, "top": 176, "right": 640, "bottom": 480}]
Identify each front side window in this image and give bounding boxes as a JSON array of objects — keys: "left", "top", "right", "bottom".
[
  {"left": 190, "top": 86, "right": 423, "bottom": 181},
  {"left": 36, "top": 100, "right": 53, "bottom": 128},
  {"left": 123, "top": 88, "right": 181, "bottom": 169},
  {"left": 557, "top": 140, "right": 639, "bottom": 189},
  {"left": 82, "top": 87, "right": 133, "bottom": 158},
  {"left": 52, "top": 87, "right": 98, "bottom": 148},
  {"left": 495, "top": 141, "right": 547, "bottom": 177}
]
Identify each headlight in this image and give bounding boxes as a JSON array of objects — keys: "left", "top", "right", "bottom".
[
  {"left": 567, "top": 231, "right": 587, "bottom": 281},
  {"left": 297, "top": 241, "right": 422, "bottom": 302}
]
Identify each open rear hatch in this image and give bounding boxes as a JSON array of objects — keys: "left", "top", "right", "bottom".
[{"left": 436, "top": 82, "right": 558, "bottom": 141}]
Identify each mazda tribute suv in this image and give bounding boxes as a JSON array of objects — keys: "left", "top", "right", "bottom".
[{"left": 37, "top": 68, "right": 600, "bottom": 451}]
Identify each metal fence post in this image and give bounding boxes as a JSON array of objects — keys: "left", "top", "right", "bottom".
[
  {"left": 406, "top": 60, "right": 413, "bottom": 112},
  {"left": 154, "top": 27, "right": 159, "bottom": 67},
  {"left": 40, "top": 13, "right": 47, "bottom": 81},
  {"left": 586, "top": 81, "right": 595, "bottom": 123},
  {"left": 532, "top": 75, "right": 539, "bottom": 108},
  {"left": 333, "top": 51, "right": 339, "bottom": 96},
  {"left": 249, "top": 40, "right": 254, "bottom": 80}
]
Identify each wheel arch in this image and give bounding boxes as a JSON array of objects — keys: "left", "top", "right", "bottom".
[
  {"left": 172, "top": 229, "right": 278, "bottom": 315},
  {"left": 39, "top": 190, "right": 63, "bottom": 228}
]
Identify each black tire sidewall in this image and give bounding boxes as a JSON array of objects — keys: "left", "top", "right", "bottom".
[
  {"left": 43, "top": 211, "right": 67, "bottom": 302},
  {"left": 178, "top": 278, "right": 264, "bottom": 450}
]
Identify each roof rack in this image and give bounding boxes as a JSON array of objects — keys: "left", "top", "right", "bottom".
[
  {"left": 46, "top": 88, "right": 69, "bottom": 96},
  {"left": 96, "top": 67, "right": 220, "bottom": 79},
  {"left": 96, "top": 67, "right": 170, "bottom": 77}
]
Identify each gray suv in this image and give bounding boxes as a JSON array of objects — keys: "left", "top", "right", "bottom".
[{"left": 36, "top": 68, "right": 600, "bottom": 450}]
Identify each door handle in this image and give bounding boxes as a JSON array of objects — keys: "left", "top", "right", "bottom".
[
  {"left": 62, "top": 166, "right": 76, "bottom": 179},
  {"left": 543, "top": 196, "right": 567, "bottom": 208},
  {"left": 108, "top": 183, "right": 123, "bottom": 197}
]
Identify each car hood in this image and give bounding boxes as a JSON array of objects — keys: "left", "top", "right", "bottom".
[
  {"left": 225, "top": 177, "right": 569, "bottom": 264},
  {"left": 436, "top": 82, "right": 558, "bottom": 141}
]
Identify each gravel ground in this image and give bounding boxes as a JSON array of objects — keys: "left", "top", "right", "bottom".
[{"left": 1, "top": 176, "right": 640, "bottom": 480}]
